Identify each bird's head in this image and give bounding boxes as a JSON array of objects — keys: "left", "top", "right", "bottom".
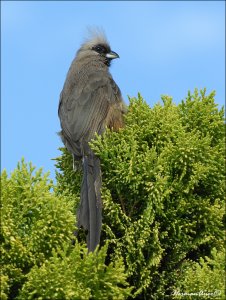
[{"left": 76, "top": 29, "right": 119, "bottom": 67}]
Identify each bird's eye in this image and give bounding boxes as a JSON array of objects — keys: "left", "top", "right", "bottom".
[
  {"left": 92, "top": 45, "right": 106, "bottom": 54},
  {"left": 96, "top": 46, "right": 102, "bottom": 52}
]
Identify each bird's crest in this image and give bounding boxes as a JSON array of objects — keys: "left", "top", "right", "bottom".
[{"left": 81, "top": 27, "right": 110, "bottom": 50}]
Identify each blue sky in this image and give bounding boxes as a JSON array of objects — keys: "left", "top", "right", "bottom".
[{"left": 1, "top": 1, "right": 225, "bottom": 180}]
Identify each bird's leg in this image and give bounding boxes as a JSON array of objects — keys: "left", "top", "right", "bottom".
[{"left": 72, "top": 154, "right": 76, "bottom": 170}]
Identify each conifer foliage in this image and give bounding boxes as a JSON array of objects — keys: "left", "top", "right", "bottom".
[{"left": 1, "top": 89, "right": 224, "bottom": 299}]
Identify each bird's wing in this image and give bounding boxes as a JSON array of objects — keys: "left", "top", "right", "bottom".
[{"left": 59, "top": 69, "right": 121, "bottom": 150}]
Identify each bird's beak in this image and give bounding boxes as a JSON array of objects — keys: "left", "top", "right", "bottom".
[{"left": 106, "top": 51, "right": 120, "bottom": 59}]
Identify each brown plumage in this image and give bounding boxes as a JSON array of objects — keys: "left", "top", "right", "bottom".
[{"left": 58, "top": 30, "right": 126, "bottom": 251}]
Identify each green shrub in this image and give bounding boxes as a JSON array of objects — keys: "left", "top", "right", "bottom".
[
  {"left": 55, "top": 89, "right": 225, "bottom": 299},
  {"left": 18, "top": 243, "right": 132, "bottom": 300},
  {"left": 1, "top": 89, "right": 224, "bottom": 299},
  {"left": 1, "top": 160, "right": 131, "bottom": 299},
  {"left": 0, "top": 273, "right": 9, "bottom": 300},
  {"left": 172, "top": 248, "right": 225, "bottom": 299},
  {"left": 1, "top": 160, "right": 75, "bottom": 299}
]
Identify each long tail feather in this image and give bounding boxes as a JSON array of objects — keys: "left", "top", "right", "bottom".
[{"left": 77, "top": 154, "right": 102, "bottom": 252}]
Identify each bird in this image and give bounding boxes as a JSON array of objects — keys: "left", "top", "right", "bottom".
[{"left": 58, "top": 29, "right": 126, "bottom": 252}]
